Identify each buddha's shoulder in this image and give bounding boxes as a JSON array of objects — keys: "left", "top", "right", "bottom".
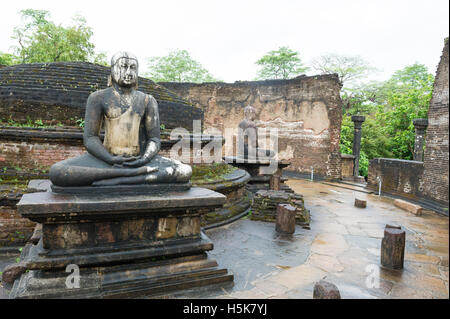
[
  {"left": 138, "top": 91, "right": 157, "bottom": 105},
  {"left": 88, "top": 87, "right": 113, "bottom": 99}
]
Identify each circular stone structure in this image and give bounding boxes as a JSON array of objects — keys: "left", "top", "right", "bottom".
[
  {"left": 191, "top": 164, "right": 251, "bottom": 227},
  {"left": 0, "top": 62, "right": 202, "bottom": 130}
]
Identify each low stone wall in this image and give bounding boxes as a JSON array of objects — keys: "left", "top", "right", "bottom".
[{"left": 367, "top": 158, "right": 424, "bottom": 200}]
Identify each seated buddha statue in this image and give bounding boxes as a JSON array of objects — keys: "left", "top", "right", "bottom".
[
  {"left": 49, "top": 52, "right": 192, "bottom": 187},
  {"left": 236, "top": 105, "right": 275, "bottom": 160}
]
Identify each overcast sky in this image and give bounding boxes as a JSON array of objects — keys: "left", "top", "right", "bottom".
[{"left": 1, "top": 0, "right": 448, "bottom": 83}]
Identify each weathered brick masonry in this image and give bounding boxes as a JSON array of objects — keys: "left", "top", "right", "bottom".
[
  {"left": 0, "top": 127, "right": 85, "bottom": 169},
  {"left": 161, "top": 75, "right": 343, "bottom": 179},
  {"left": 421, "top": 38, "right": 449, "bottom": 205}
]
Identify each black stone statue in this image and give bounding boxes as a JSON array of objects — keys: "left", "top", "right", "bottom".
[
  {"left": 237, "top": 105, "right": 275, "bottom": 160},
  {"left": 49, "top": 52, "right": 192, "bottom": 187}
]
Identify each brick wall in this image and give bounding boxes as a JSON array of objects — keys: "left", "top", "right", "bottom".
[
  {"left": 0, "top": 205, "right": 35, "bottom": 247},
  {"left": 161, "top": 74, "right": 343, "bottom": 179},
  {"left": 421, "top": 38, "right": 449, "bottom": 205}
]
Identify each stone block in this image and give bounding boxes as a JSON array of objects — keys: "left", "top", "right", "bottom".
[
  {"left": 394, "top": 199, "right": 423, "bottom": 216},
  {"left": 354, "top": 198, "right": 367, "bottom": 208},
  {"left": 1, "top": 262, "right": 28, "bottom": 284},
  {"left": 313, "top": 280, "right": 341, "bottom": 299}
]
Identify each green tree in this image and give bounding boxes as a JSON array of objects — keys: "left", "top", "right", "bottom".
[
  {"left": 255, "top": 46, "right": 308, "bottom": 80},
  {"left": 311, "top": 53, "right": 375, "bottom": 86},
  {"left": 11, "top": 9, "right": 107, "bottom": 64},
  {"left": 145, "top": 49, "right": 218, "bottom": 83},
  {"left": 339, "top": 63, "right": 434, "bottom": 176},
  {"left": 0, "top": 52, "right": 20, "bottom": 66}
]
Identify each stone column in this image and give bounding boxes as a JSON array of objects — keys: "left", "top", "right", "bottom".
[
  {"left": 351, "top": 115, "right": 365, "bottom": 177},
  {"left": 412, "top": 118, "right": 428, "bottom": 161}
]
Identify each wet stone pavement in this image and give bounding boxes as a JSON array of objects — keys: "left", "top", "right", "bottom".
[
  {"left": 0, "top": 178, "right": 448, "bottom": 299},
  {"left": 190, "top": 179, "right": 449, "bottom": 299}
]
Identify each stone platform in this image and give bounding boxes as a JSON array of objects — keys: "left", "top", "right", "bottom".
[
  {"left": 9, "top": 187, "right": 234, "bottom": 298},
  {"left": 223, "top": 156, "right": 290, "bottom": 193}
]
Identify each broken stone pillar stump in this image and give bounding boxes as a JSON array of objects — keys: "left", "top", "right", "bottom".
[
  {"left": 354, "top": 198, "right": 367, "bottom": 208},
  {"left": 270, "top": 175, "right": 281, "bottom": 191},
  {"left": 381, "top": 225, "right": 405, "bottom": 270},
  {"left": 313, "top": 280, "right": 341, "bottom": 299},
  {"left": 9, "top": 186, "right": 233, "bottom": 299},
  {"left": 275, "top": 203, "right": 296, "bottom": 234}
]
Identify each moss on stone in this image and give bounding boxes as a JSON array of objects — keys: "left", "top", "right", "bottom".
[{"left": 191, "top": 163, "right": 237, "bottom": 183}]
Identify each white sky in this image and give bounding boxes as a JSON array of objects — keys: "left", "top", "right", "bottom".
[{"left": 1, "top": 0, "right": 448, "bottom": 83}]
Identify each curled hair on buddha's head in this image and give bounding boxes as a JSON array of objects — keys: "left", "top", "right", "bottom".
[{"left": 108, "top": 51, "right": 139, "bottom": 88}]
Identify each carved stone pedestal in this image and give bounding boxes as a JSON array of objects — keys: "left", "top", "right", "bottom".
[
  {"left": 9, "top": 187, "right": 233, "bottom": 298},
  {"left": 224, "top": 156, "right": 290, "bottom": 193}
]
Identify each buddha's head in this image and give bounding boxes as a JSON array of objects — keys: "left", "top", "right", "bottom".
[
  {"left": 244, "top": 105, "right": 256, "bottom": 121},
  {"left": 110, "top": 51, "right": 139, "bottom": 88}
]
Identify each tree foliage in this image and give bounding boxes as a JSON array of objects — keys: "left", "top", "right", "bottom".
[
  {"left": 311, "top": 53, "right": 375, "bottom": 86},
  {"left": 145, "top": 49, "right": 218, "bottom": 83},
  {"left": 255, "top": 46, "right": 308, "bottom": 80},
  {"left": 0, "top": 52, "right": 20, "bottom": 66},
  {"left": 340, "top": 63, "right": 434, "bottom": 176},
  {"left": 11, "top": 9, "right": 107, "bottom": 65}
]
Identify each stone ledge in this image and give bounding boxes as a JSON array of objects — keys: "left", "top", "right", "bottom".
[{"left": 394, "top": 199, "right": 423, "bottom": 216}]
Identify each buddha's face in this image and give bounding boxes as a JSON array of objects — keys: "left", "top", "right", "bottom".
[{"left": 111, "top": 57, "right": 138, "bottom": 88}]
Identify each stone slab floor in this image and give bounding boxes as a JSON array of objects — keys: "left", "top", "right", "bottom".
[
  {"left": 198, "top": 179, "right": 448, "bottom": 299},
  {"left": 0, "top": 178, "right": 448, "bottom": 299}
]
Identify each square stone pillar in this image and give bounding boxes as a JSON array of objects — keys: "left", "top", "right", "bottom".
[
  {"left": 412, "top": 118, "right": 428, "bottom": 162},
  {"left": 351, "top": 115, "right": 366, "bottom": 177}
]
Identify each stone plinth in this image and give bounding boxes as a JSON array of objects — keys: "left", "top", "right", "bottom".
[
  {"left": 223, "top": 156, "right": 290, "bottom": 193},
  {"left": 9, "top": 187, "right": 234, "bottom": 299}
]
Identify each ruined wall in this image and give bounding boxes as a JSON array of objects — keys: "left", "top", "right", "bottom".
[
  {"left": 367, "top": 158, "right": 424, "bottom": 199},
  {"left": 161, "top": 75, "right": 343, "bottom": 179},
  {"left": 421, "top": 38, "right": 449, "bottom": 205}
]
